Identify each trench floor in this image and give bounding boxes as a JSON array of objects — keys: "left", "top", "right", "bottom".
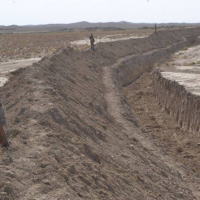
[{"left": 123, "top": 72, "right": 200, "bottom": 198}]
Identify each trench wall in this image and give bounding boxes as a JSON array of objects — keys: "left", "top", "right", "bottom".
[
  {"left": 117, "top": 34, "right": 199, "bottom": 87},
  {"left": 114, "top": 32, "right": 200, "bottom": 134},
  {"left": 151, "top": 69, "right": 200, "bottom": 134}
]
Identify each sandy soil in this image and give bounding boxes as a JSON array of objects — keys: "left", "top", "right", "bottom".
[
  {"left": 0, "top": 29, "right": 152, "bottom": 62},
  {"left": 172, "top": 44, "right": 200, "bottom": 65},
  {"left": 0, "top": 58, "right": 40, "bottom": 87},
  {"left": 0, "top": 28, "right": 200, "bottom": 200},
  {"left": 123, "top": 64, "right": 200, "bottom": 198},
  {"left": 0, "top": 58, "right": 41, "bottom": 73},
  {"left": 0, "top": 30, "right": 151, "bottom": 87},
  {"left": 70, "top": 33, "right": 149, "bottom": 49},
  {"left": 158, "top": 45, "right": 200, "bottom": 95}
]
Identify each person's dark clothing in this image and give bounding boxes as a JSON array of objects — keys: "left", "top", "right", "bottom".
[
  {"left": 0, "top": 101, "right": 9, "bottom": 147},
  {"left": 89, "top": 34, "right": 95, "bottom": 50},
  {"left": 155, "top": 24, "right": 157, "bottom": 34},
  {"left": 0, "top": 103, "right": 6, "bottom": 128}
]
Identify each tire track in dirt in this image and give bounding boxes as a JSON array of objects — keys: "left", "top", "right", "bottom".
[{"left": 102, "top": 37, "right": 200, "bottom": 199}]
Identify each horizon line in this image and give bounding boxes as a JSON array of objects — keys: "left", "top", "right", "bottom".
[{"left": 1, "top": 21, "right": 200, "bottom": 27}]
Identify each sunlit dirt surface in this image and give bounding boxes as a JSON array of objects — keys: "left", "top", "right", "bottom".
[
  {"left": 0, "top": 58, "right": 40, "bottom": 87},
  {"left": 161, "top": 44, "right": 200, "bottom": 95},
  {"left": 0, "top": 29, "right": 152, "bottom": 62},
  {"left": 70, "top": 33, "right": 149, "bottom": 49}
]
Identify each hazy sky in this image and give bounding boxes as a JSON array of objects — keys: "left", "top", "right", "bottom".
[{"left": 1, "top": 0, "right": 200, "bottom": 25}]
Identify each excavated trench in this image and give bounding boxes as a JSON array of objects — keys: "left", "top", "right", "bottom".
[
  {"left": 152, "top": 68, "right": 200, "bottom": 134},
  {"left": 111, "top": 34, "right": 200, "bottom": 198},
  {"left": 1, "top": 28, "right": 200, "bottom": 200}
]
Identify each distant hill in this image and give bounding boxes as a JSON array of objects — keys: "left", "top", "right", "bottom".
[{"left": 0, "top": 21, "right": 200, "bottom": 33}]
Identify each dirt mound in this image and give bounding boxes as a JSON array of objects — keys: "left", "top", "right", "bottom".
[{"left": 1, "top": 28, "right": 200, "bottom": 200}]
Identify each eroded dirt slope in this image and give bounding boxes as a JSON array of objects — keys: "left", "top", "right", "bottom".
[{"left": 0, "top": 28, "right": 200, "bottom": 200}]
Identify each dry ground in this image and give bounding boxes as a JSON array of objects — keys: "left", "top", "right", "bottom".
[
  {"left": 0, "top": 29, "right": 152, "bottom": 62},
  {"left": 0, "top": 28, "right": 200, "bottom": 200},
  {"left": 123, "top": 72, "right": 200, "bottom": 178}
]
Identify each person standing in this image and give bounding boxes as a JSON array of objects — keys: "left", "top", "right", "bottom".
[
  {"left": 155, "top": 24, "right": 158, "bottom": 34},
  {"left": 89, "top": 33, "right": 95, "bottom": 50},
  {"left": 0, "top": 100, "right": 9, "bottom": 147}
]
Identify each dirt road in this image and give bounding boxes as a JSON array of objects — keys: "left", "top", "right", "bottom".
[
  {"left": 0, "top": 58, "right": 40, "bottom": 87},
  {"left": 0, "top": 58, "right": 40, "bottom": 74}
]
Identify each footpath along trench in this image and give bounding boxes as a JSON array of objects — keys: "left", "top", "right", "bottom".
[{"left": 102, "top": 36, "right": 200, "bottom": 199}]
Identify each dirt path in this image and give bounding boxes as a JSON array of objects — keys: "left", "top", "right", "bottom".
[
  {"left": 0, "top": 58, "right": 40, "bottom": 87},
  {"left": 103, "top": 52, "right": 200, "bottom": 199},
  {"left": 0, "top": 58, "right": 40, "bottom": 74}
]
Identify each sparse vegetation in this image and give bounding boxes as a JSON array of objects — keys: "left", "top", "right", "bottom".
[
  {"left": 182, "top": 46, "right": 188, "bottom": 50},
  {"left": 153, "top": 63, "right": 159, "bottom": 67},
  {"left": 185, "top": 62, "right": 196, "bottom": 66},
  {"left": 0, "top": 29, "right": 152, "bottom": 62},
  {"left": 24, "top": 56, "right": 31, "bottom": 59},
  {"left": 165, "top": 62, "right": 170, "bottom": 66},
  {"left": 196, "top": 60, "right": 200, "bottom": 65}
]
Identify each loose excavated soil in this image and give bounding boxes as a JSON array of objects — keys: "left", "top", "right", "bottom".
[{"left": 0, "top": 28, "right": 200, "bottom": 200}]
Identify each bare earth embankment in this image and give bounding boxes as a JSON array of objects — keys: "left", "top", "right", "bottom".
[
  {"left": 0, "top": 29, "right": 151, "bottom": 86},
  {"left": 0, "top": 28, "right": 200, "bottom": 200}
]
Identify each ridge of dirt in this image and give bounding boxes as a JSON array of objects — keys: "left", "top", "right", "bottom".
[{"left": 0, "top": 28, "right": 200, "bottom": 199}]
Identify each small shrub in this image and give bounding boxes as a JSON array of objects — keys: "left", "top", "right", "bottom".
[
  {"left": 182, "top": 46, "right": 188, "bottom": 50},
  {"left": 185, "top": 62, "right": 195, "bottom": 66},
  {"left": 165, "top": 62, "right": 170, "bottom": 66},
  {"left": 24, "top": 56, "right": 31, "bottom": 59},
  {"left": 196, "top": 61, "right": 200, "bottom": 65}
]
